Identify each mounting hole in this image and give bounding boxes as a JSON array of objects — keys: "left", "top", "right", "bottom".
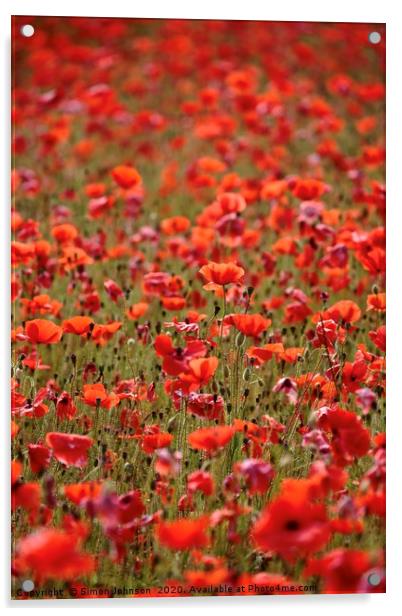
[
  {"left": 22, "top": 579, "right": 35, "bottom": 592},
  {"left": 21, "top": 24, "right": 35, "bottom": 38},
  {"left": 367, "top": 571, "right": 381, "bottom": 587},
  {"left": 368, "top": 31, "right": 381, "bottom": 45}
]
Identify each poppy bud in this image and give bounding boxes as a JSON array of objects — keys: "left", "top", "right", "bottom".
[
  {"left": 124, "top": 462, "right": 134, "bottom": 475},
  {"left": 167, "top": 414, "right": 179, "bottom": 432},
  {"left": 243, "top": 367, "right": 251, "bottom": 381},
  {"left": 235, "top": 331, "right": 246, "bottom": 346}
]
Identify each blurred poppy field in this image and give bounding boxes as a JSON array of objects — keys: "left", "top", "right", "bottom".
[{"left": 11, "top": 16, "right": 385, "bottom": 599}]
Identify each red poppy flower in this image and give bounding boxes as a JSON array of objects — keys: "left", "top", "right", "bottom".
[
  {"left": 252, "top": 479, "right": 331, "bottom": 562},
  {"left": 356, "top": 247, "right": 386, "bottom": 275},
  {"left": 104, "top": 279, "right": 124, "bottom": 302},
  {"left": 45, "top": 432, "right": 93, "bottom": 468},
  {"left": 156, "top": 516, "right": 209, "bottom": 550},
  {"left": 272, "top": 376, "right": 298, "bottom": 404},
  {"left": 64, "top": 482, "right": 102, "bottom": 505},
  {"left": 284, "top": 300, "right": 313, "bottom": 324},
  {"left": 155, "top": 449, "right": 182, "bottom": 477},
  {"left": 56, "top": 391, "right": 78, "bottom": 420},
  {"left": 140, "top": 430, "right": 173, "bottom": 454},
  {"left": 260, "top": 179, "right": 288, "bottom": 200},
  {"left": 51, "top": 223, "right": 78, "bottom": 244},
  {"left": 279, "top": 347, "right": 304, "bottom": 364},
  {"left": 91, "top": 321, "right": 122, "bottom": 345},
  {"left": 312, "top": 299, "right": 362, "bottom": 324},
  {"left": 11, "top": 420, "right": 19, "bottom": 439},
  {"left": 28, "top": 444, "right": 51, "bottom": 473},
  {"left": 12, "top": 483, "right": 41, "bottom": 522},
  {"left": 304, "top": 548, "right": 385, "bottom": 593},
  {"left": 62, "top": 316, "right": 94, "bottom": 335},
  {"left": 58, "top": 246, "right": 93, "bottom": 272},
  {"left": 161, "top": 296, "right": 186, "bottom": 311},
  {"left": 111, "top": 164, "right": 141, "bottom": 189},
  {"left": 316, "top": 407, "right": 371, "bottom": 464},
  {"left": 20, "top": 293, "right": 62, "bottom": 317},
  {"left": 81, "top": 383, "right": 120, "bottom": 409},
  {"left": 154, "top": 334, "right": 207, "bottom": 376},
  {"left": 272, "top": 236, "right": 298, "bottom": 256},
  {"left": 369, "top": 325, "right": 386, "bottom": 352},
  {"left": 184, "top": 356, "right": 219, "bottom": 387},
  {"left": 14, "top": 528, "right": 95, "bottom": 582},
  {"left": 225, "top": 313, "right": 271, "bottom": 338},
  {"left": 160, "top": 216, "right": 191, "bottom": 235},
  {"left": 143, "top": 271, "right": 183, "bottom": 297},
  {"left": 11, "top": 459, "right": 22, "bottom": 485},
  {"left": 247, "top": 343, "right": 284, "bottom": 365},
  {"left": 188, "top": 425, "right": 234, "bottom": 453},
  {"left": 187, "top": 392, "right": 224, "bottom": 421},
  {"left": 116, "top": 490, "right": 145, "bottom": 524},
  {"left": 366, "top": 292, "right": 386, "bottom": 312},
  {"left": 234, "top": 459, "right": 275, "bottom": 495},
  {"left": 342, "top": 360, "right": 368, "bottom": 392},
  {"left": 199, "top": 261, "right": 244, "bottom": 290},
  {"left": 25, "top": 319, "right": 63, "bottom": 344},
  {"left": 187, "top": 470, "right": 215, "bottom": 496},
  {"left": 126, "top": 301, "right": 149, "bottom": 320},
  {"left": 290, "top": 178, "right": 330, "bottom": 200}
]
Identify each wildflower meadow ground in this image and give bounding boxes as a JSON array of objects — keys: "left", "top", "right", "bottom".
[{"left": 11, "top": 16, "right": 385, "bottom": 599}]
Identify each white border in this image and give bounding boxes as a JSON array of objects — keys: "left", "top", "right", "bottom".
[
  {"left": 0, "top": 0, "right": 392, "bottom": 22},
  {"left": 1, "top": 1, "right": 402, "bottom": 614}
]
